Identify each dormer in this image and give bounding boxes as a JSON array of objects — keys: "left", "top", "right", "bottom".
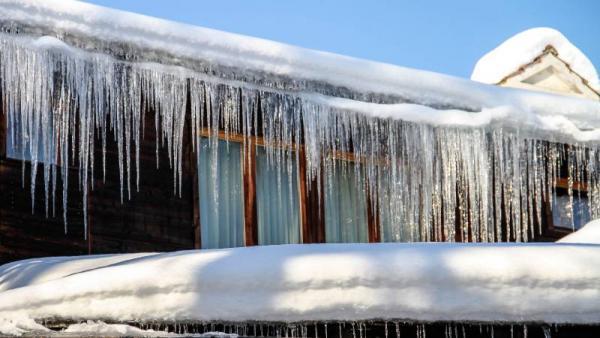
[{"left": 472, "top": 28, "right": 600, "bottom": 100}]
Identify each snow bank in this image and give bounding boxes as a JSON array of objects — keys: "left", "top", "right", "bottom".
[
  {"left": 1, "top": 241, "right": 600, "bottom": 326},
  {"left": 63, "top": 321, "right": 180, "bottom": 337},
  {"left": 472, "top": 27, "right": 600, "bottom": 92},
  {"left": 558, "top": 219, "right": 600, "bottom": 244},
  {"left": 0, "top": 253, "right": 157, "bottom": 292},
  {"left": 0, "top": 314, "right": 50, "bottom": 336}
]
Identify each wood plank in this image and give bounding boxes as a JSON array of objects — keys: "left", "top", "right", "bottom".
[
  {"left": 555, "top": 177, "right": 588, "bottom": 191},
  {"left": 298, "top": 149, "right": 310, "bottom": 243},
  {"left": 0, "top": 98, "right": 5, "bottom": 158},
  {"left": 243, "top": 141, "right": 258, "bottom": 246},
  {"left": 366, "top": 180, "right": 380, "bottom": 243},
  {"left": 298, "top": 149, "right": 326, "bottom": 244},
  {"left": 87, "top": 186, "right": 93, "bottom": 254},
  {"left": 191, "top": 147, "right": 201, "bottom": 249},
  {"left": 0, "top": 85, "right": 6, "bottom": 159}
]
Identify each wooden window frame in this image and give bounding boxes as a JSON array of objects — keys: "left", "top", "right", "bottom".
[
  {"left": 195, "top": 129, "right": 328, "bottom": 247},
  {"left": 193, "top": 128, "right": 382, "bottom": 248}
]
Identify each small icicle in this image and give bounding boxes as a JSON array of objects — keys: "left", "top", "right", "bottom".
[
  {"left": 542, "top": 326, "right": 552, "bottom": 338},
  {"left": 384, "top": 321, "right": 388, "bottom": 338}
]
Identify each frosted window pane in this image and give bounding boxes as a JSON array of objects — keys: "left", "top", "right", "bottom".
[
  {"left": 198, "top": 138, "right": 245, "bottom": 249},
  {"left": 325, "top": 162, "right": 368, "bottom": 243},
  {"left": 6, "top": 113, "right": 55, "bottom": 163},
  {"left": 256, "top": 148, "right": 301, "bottom": 245},
  {"left": 552, "top": 194, "right": 590, "bottom": 230}
]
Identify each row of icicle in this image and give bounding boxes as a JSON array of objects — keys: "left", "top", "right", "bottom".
[
  {"left": 1, "top": 33, "right": 598, "bottom": 242},
  {"left": 71, "top": 320, "right": 558, "bottom": 338}
]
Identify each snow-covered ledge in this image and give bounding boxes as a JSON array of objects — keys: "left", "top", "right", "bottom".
[{"left": 1, "top": 222, "right": 600, "bottom": 335}]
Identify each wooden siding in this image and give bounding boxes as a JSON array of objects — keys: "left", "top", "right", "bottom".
[
  {"left": 0, "top": 106, "right": 196, "bottom": 264},
  {"left": 0, "top": 94, "right": 574, "bottom": 264}
]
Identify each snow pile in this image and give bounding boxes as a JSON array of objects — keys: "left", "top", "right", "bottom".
[
  {"left": 0, "top": 313, "right": 50, "bottom": 336},
  {"left": 1, "top": 240, "right": 600, "bottom": 327},
  {"left": 63, "top": 321, "right": 180, "bottom": 337},
  {"left": 0, "top": 253, "right": 157, "bottom": 292},
  {"left": 472, "top": 27, "right": 600, "bottom": 92},
  {"left": 558, "top": 219, "right": 600, "bottom": 244}
]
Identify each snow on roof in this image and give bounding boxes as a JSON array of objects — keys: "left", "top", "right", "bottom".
[
  {"left": 1, "top": 240, "right": 600, "bottom": 329},
  {"left": 471, "top": 27, "right": 600, "bottom": 92},
  {"left": 1, "top": 0, "right": 600, "bottom": 135}
]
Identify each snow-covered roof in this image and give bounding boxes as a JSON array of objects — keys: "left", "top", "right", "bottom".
[
  {"left": 1, "top": 0, "right": 600, "bottom": 132},
  {"left": 471, "top": 27, "right": 600, "bottom": 93},
  {"left": 1, "top": 232, "right": 600, "bottom": 329}
]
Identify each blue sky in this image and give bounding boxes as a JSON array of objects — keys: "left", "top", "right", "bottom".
[{"left": 82, "top": 0, "right": 600, "bottom": 80}]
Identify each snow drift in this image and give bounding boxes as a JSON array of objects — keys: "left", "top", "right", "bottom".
[{"left": 1, "top": 233, "right": 600, "bottom": 326}]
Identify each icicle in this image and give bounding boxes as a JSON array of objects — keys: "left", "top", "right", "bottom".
[
  {"left": 2, "top": 32, "right": 599, "bottom": 242},
  {"left": 384, "top": 321, "right": 388, "bottom": 338}
]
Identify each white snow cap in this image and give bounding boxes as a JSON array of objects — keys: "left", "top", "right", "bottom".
[
  {"left": 557, "top": 219, "right": 600, "bottom": 244},
  {"left": 471, "top": 27, "right": 600, "bottom": 92}
]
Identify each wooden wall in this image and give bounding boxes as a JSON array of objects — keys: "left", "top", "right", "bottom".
[
  {"left": 0, "top": 96, "right": 566, "bottom": 265},
  {"left": 0, "top": 107, "right": 196, "bottom": 265}
]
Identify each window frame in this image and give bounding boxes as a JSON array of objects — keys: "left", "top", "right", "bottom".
[{"left": 194, "top": 128, "right": 380, "bottom": 248}]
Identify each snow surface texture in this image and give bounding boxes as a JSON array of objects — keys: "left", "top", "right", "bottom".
[
  {"left": 0, "top": 317, "right": 237, "bottom": 337},
  {"left": 1, "top": 236, "right": 600, "bottom": 328},
  {"left": 0, "top": 315, "right": 50, "bottom": 336},
  {"left": 63, "top": 321, "right": 179, "bottom": 337},
  {"left": 471, "top": 27, "right": 600, "bottom": 92}
]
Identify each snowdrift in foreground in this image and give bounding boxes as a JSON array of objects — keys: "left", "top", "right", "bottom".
[
  {"left": 471, "top": 27, "right": 600, "bottom": 91},
  {"left": 2, "top": 225, "right": 600, "bottom": 328},
  {"left": 558, "top": 219, "right": 600, "bottom": 244}
]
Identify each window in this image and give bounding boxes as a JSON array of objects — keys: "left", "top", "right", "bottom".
[
  {"left": 324, "top": 161, "right": 368, "bottom": 243},
  {"left": 552, "top": 190, "right": 590, "bottom": 231},
  {"left": 255, "top": 147, "right": 301, "bottom": 245},
  {"left": 376, "top": 170, "right": 405, "bottom": 242},
  {"left": 197, "top": 138, "right": 245, "bottom": 249},
  {"left": 6, "top": 113, "right": 56, "bottom": 164}
]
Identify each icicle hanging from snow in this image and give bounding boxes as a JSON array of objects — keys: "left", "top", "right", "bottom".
[{"left": 1, "top": 32, "right": 600, "bottom": 242}]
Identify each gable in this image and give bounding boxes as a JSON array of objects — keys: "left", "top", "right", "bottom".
[{"left": 499, "top": 49, "right": 600, "bottom": 100}]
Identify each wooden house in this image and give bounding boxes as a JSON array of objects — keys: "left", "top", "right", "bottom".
[
  {"left": 1, "top": 3, "right": 600, "bottom": 337},
  {"left": 0, "top": 4, "right": 598, "bottom": 265}
]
